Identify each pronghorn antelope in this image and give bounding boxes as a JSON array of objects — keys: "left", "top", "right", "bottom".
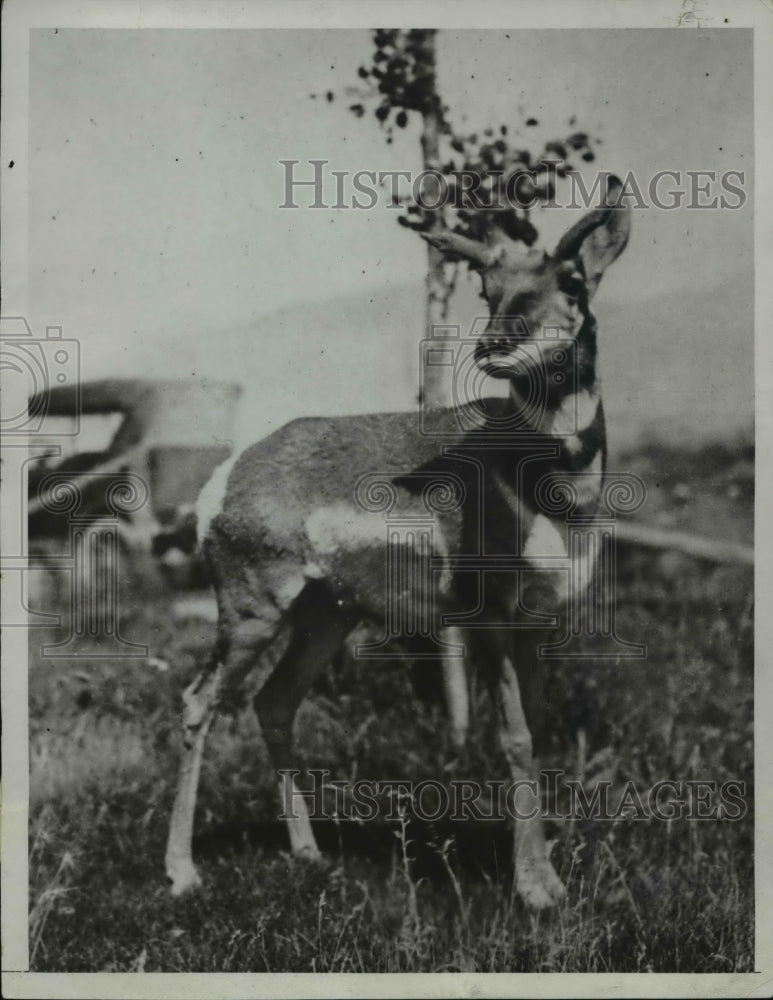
[{"left": 165, "top": 176, "right": 631, "bottom": 909}]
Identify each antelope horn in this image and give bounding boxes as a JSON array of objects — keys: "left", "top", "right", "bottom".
[{"left": 420, "top": 229, "right": 494, "bottom": 268}]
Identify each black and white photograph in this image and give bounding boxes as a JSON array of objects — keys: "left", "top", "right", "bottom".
[{"left": 1, "top": 1, "right": 771, "bottom": 996}]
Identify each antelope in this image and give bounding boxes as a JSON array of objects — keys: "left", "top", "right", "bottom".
[{"left": 165, "top": 176, "right": 631, "bottom": 910}]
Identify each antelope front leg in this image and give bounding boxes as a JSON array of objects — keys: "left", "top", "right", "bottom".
[
  {"left": 494, "top": 650, "right": 565, "bottom": 910},
  {"left": 441, "top": 625, "right": 470, "bottom": 749},
  {"left": 165, "top": 664, "right": 222, "bottom": 895}
]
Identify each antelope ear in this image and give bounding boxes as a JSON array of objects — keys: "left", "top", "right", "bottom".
[
  {"left": 419, "top": 229, "right": 494, "bottom": 268},
  {"left": 554, "top": 175, "right": 631, "bottom": 297}
]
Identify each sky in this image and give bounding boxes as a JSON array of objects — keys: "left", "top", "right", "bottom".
[{"left": 24, "top": 26, "right": 753, "bottom": 442}]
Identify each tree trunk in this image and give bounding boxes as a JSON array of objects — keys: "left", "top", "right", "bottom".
[{"left": 416, "top": 30, "right": 452, "bottom": 409}]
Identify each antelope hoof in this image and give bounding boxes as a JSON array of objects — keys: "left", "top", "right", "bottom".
[
  {"left": 516, "top": 859, "right": 566, "bottom": 911},
  {"left": 291, "top": 843, "right": 323, "bottom": 865},
  {"left": 450, "top": 725, "right": 468, "bottom": 751},
  {"left": 166, "top": 858, "right": 203, "bottom": 897}
]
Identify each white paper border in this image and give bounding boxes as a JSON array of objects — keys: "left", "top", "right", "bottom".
[{"left": 2, "top": 1, "right": 771, "bottom": 996}]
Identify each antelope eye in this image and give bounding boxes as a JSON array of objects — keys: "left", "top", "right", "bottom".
[
  {"left": 561, "top": 273, "right": 584, "bottom": 299},
  {"left": 505, "top": 292, "right": 539, "bottom": 316}
]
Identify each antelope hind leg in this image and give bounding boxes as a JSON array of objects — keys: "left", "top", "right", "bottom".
[
  {"left": 165, "top": 614, "right": 283, "bottom": 895},
  {"left": 255, "top": 590, "right": 354, "bottom": 859},
  {"left": 165, "top": 663, "right": 222, "bottom": 896}
]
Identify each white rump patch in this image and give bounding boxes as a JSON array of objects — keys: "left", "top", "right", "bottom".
[{"left": 195, "top": 453, "right": 239, "bottom": 541}]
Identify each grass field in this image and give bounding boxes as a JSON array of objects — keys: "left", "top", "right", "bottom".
[{"left": 27, "top": 437, "right": 754, "bottom": 973}]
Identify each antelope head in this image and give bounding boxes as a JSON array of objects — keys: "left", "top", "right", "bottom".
[{"left": 422, "top": 176, "right": 631, "bottom": 407}]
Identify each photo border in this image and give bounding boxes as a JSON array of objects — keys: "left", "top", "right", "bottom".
[{"left": 2, "top": 1, "right": 770, "bottom": 996}]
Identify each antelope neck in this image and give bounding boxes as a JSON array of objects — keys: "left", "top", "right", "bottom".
[
  {"left": 500, "top": 309, "right": 605, "bottom": 481},
  {"left": 508, "top": 307, "right": 599, "bottom": 425}
]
